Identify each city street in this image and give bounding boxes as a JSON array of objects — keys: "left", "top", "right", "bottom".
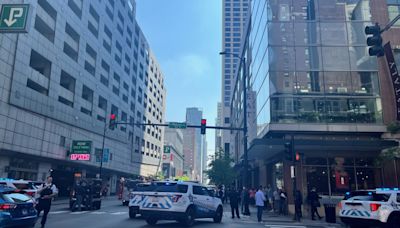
[{"left": 38, "top": 198, "right": 341, "bottom": 228}]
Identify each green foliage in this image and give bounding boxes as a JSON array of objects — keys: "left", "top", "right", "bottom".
[
  {"left": 206, "top": 148, "right": 236, "bottom": 187},
  {"left": 374, "top": 147, "right": 400, "bottom": 166},
  {"left": 387, "top": 121, "right": 400, "bottom": 134}
]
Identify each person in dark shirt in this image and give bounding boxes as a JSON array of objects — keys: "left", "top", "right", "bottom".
[
  {"left": 294, "top": 190, "right": 303, "bottom": 222},
  {"left": 228, "top": 186, "right": 241, "bottom": 219},
  {"left": 73, "top": 181, "right": 84, "bottom": 211},
  {"left": 308, "top": 187, "right": 322, "bottom": 220}
]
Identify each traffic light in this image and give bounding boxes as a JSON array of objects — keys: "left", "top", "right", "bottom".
[
  {"left": 365, "top": 24, "right": 384, "bottom": 57},
  {"left": 295, "top": 152, "right": 301, "bottom": 162},
  {"left": 284, "top": 142, "right": 292, "bottom": 161},
  {"left": 109, "top": 114, "right": 116, "bottom": 130},
  {"left": 200, "top": 119, "right": 206, "bottom": 135}
]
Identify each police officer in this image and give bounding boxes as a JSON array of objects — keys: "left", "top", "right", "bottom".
[{"left": 36, "top": 176, "right": 58, "bottom": 228}]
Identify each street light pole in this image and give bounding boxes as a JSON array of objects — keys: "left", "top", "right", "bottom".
[
  {"left": 219, "top": 51, "right": 249, "bottom": 188},
  {"left": 99, "top": 119, "right": 107, "bottom": 179}
]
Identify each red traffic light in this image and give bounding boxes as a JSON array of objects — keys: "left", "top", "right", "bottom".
[
  {"left": 295, "top": 152, "right": 301, "bottom": 161},
  {"left": 201, "top": 119, "right": 206, "bottom": 125},
  {"left": 110, "top": 114, "right": 116, "bottom": 120}
]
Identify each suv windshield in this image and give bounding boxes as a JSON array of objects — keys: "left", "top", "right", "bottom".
[
  {"left": 153, "top": 183, "right": 188, "bottom": 193},
  {"left": 13, "top": 183, "right": 33, "bottom": 190}
]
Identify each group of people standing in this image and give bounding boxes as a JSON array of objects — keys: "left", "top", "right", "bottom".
[{"left": 218, "top": 185, "right": 323, "bottom": 223}]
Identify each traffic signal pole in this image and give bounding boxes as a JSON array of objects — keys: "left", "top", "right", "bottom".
[{"left": 99, "top": 121, "right": 107, "bottom": 179}]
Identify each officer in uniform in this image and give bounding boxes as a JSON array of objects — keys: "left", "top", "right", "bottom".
[{"left": 36, "top": 176, "right": 58, "bottom": 228}]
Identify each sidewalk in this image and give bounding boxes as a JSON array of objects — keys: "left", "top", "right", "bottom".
[
  {"left": 223, "top": 204, "right": 343, "bottom": 227},
  {"left": 250, "top": 206, "right": 343, "bottom": 227}
]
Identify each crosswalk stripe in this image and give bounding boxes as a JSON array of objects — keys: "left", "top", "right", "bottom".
[
  {"left": 265, "top": 225, "right": 306, "bottom": 228},
  {"left": 49, "top": 210, "right": 69, "bottom": 214},
  {"left": 70, "top": 211, "right": 89, "bottom": 215},
  {"left": 110, "top": 212, "right": 128, "bottom": 215},
  {"left": 90, "top": 211, "right": 107, "bottom": 215}
]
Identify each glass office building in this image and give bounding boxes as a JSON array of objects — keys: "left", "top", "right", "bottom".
[{"left": 231, "top": 0, "right": 398, "bottom": 198}]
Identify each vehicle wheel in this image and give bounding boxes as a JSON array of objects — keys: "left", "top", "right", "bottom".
[
  {"left": 386, "top": 214, "right": 400, "bottom": 228},
  {"left": 129, "top": 207, "right": 136, "bottom": 219},
  {"left": 145, "top": 218, "right": 158, "bottom": 225},
  {"left": 213, "top": 206, "right": 223, "bottom": 223},
  {"left": 183, "top": 207, "right": 195, "bottom": 227}
]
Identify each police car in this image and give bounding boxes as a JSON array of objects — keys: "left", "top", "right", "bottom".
[
  {"left": 137, "top": 181, "right": 223, "bottom": 226},
  {"left": 339, "top": 188, "right": 400, "bottom": 228}
]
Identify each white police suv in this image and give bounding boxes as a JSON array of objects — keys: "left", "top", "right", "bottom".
[
  {"left": 339, "top": 188, "right": 400, "bottom": 228},
  {"left": 137, "top": 181, "right": 223, "bottom": 226}
]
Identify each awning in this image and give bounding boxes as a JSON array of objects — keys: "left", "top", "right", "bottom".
[{"left": 247, "top": 137, "right": 399, "bottom": 160}]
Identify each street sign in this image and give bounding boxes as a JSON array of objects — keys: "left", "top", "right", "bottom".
[
  {"left": 71, "top": 141, "right": 92, "bottom": 154},
  {"left": 168, "top": 122, "right": 187, "bottom": 129},
  {"left": 95, "top": 148, "right": 110, "bottom": 162},
  {"left": 164, "top": 146, "right": 171, "bottom": 153},
  {"left": 0, "top": 4, "right": 30, "bottom": 33}
]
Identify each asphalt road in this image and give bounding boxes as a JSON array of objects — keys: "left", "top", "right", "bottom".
[{"left": 35, "top": 198, "right": 340, "bottom": 228}]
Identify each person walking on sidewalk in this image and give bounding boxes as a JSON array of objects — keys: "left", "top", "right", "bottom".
[
  {"left": 294, "top": 190, "right": 303, "bottom": 222},
  {"left": 273, "top": 188, "right": 280, "bottom": 213},
  {"left": 255, "top": 185, "right": 266, "bottom": 222},
  {"left": 242, "top": 187, "right": 251, "bottom": 216},
  {"left": 267, "top": 185, "right": 274, "bottom": 212},
  {"left": 279, "top": 188, "right": 288, "bottom": 215},
  {"left": 36, "top": 176, "right": 58, "bottom": 228},
  {"left": 229, "top": 186, "right": 241, "bottom": 219},
  {"left": 308, "top": 187, "right": 323, "bottom": 220}
]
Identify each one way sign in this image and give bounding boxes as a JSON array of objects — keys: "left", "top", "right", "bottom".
[{"left": 0, "top": 4, "right": 30, "bottom": 33}]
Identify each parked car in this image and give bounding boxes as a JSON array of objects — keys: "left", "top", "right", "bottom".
[
  {"left": 0, "top": 185, "right": 38, "bottom": 227},
  {"left": 0, "top": 178, "right": 37, "bottom": 198}
]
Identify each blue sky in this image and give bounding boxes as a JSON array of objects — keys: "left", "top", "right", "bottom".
[{"left": 136, "top": 0, "right": 222, "bottom": 154}]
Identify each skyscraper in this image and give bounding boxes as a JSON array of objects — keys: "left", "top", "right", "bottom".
[
  {"left": 219, "top": 0, "right": 250, "bottom": 158},
  {"left": 183, "top": 107, "right": 204, "bottom": 181}
]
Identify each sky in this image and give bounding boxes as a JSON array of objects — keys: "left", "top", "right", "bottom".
[{"left": 136, "top": 0, "right": 222, "bottom": 155}]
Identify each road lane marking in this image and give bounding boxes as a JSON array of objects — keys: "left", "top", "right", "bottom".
[
  {"left": 49, "top": 210, "right": 69, "bottom": 214},
  {"left": 265, "top": 225, "right": 307, "bottom": 228},
  {"left": 110, "top": 212, "right": 128, "bottom": 215},
  {"left": 90, "top": 211, "right": 107, "bottom": 215},
  {"left": 70, "top": 211, "right": 89, "bottom": 215}
]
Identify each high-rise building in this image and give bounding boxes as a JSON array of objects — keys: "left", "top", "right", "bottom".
[
  {"left": 215, "top": 102, "right": 222, "bottom": 152},
  {"left": 0, "top": 0, "right": 166, "bottom": 195},
  {"left": 183, "top": 107, "right": 203, "bottom": 180},
  {"left": 219, "top": 0, "right": 250, "bottom": 158},
  {"left": 231, "top": 0, "right": 399, "bottom": 201},
  {"left": 162, "top": 127, "right": 184, "bottom": 179}
]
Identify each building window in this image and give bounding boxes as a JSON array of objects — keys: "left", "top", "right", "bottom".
[
  {"left": 60, "top": 70, "right": 76, "bottom": 92},
  {"left": 27, "top": 79, "right": 48, "bottom": 96},
  {"left": 58, "top": 96, "right": 73, "bottom": 107},
  {"left": 82, "top": 85, "right": 93, "bottom": 103},
  {"left": 29, "top": 50, "right": 52, "bottom": 78},
  {"left": 64, "top": 23, "right": 80, "bottom": 62},
  {"left": 68, "top": 0, "right": 82, "bottom": 19},
  {"left": 224, "top": 117, "right": 230, "bottom": 124},
  {"left": 98, "top": 96, "right": 107, "bottom": 112},
  {"left": 34, "top": 15, "right": 55, "bottom": 43},
  {"left": 59, "top": 136, "right": 66, "bottom": 147},
  {"left": 388, "top": 0, "right": 400, "bottom": 27}
]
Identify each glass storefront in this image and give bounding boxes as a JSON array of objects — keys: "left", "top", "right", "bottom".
[{"left": 304, "top": 156, "right": 382, "bottom": 196}]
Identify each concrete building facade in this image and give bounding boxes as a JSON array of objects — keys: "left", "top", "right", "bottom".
[
  {"left": 0, "top": 0, "right": 166, "bottom": 195},
  {"left": 162, "top": 127, "right": 184, "bottom": 179}
]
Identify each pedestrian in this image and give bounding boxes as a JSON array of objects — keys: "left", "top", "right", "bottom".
[
  {"left": 72, "top": 180, "right": 84, "bottom": 211},
  {"left": 242, "top": 187, "right": 251, "bottom": 215},
  {"left": 263, "top": 187, "right": 268, "bottom": 210},
  {"left": 308, "top": 187, "right": 322, "bottom": 220},
  {"left": 36, "top": 176, "right": 58, "bottom": 228},
  {"left": 249, "top": 188, "right": 256, "bottom": 205},
  {"left": 294, "top": 190, "right": 303, "bottom": 222},
  {"left": 218, "top": 186, "right": 224, "bottom": 200},
  {"left": 273, "top": 188, "right": 280, "bottom": 213},
  {"left": 280, "top": 188, "right": 288, "bottom": 215},
  {"left": 255, "top": 185, "right": 266, "bottom": 222},
  {"left": 267, "top": 185, "right": 274, "bottom": 212},
  {"left": 229, "top": 186, "right": 241, "bottom": 219}
]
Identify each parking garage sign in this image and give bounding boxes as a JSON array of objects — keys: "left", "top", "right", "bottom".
[
  {"left": 0, "top": 4, "right": 30, "bottom": 32},
  {"left": 71, "top": 141, "right": 92, "bottom": 161}
]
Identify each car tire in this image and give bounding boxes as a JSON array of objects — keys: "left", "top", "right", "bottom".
[
  {"left": 386, "top": 214, "right": 400, "bottom": 228},
  {"left": 129, "top": 207, "right": 136, "bottom": 219},
  {"left": 145, "top": 218, "right": 158, "bottom": 225},
  {"left": 213, "top": 206, "right": 223, "bottom": 223},
  {"left": 183, "top": 207, "right": 195, "bottom": 227}
]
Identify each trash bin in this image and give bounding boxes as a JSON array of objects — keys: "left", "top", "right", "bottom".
[{"left": 324, "top": 203, "right": 336, "bottom": 223}]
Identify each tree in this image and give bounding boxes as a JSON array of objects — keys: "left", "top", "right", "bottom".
[{"left": 206, "top": 148, "right": 236, "bottom": 187}]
